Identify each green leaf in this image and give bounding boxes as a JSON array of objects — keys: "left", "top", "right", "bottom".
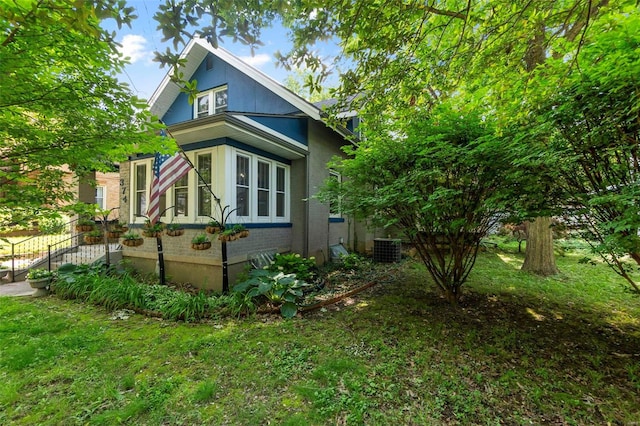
[{"left": 280, "top": 302, "right": 298, "bottom": 319}]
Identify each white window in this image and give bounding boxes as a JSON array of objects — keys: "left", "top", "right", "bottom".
[
  {"left": 131, "top": 155, "right": 198, "bottom": 224},
  {"left": 197, "top": 153, "right": 212, "bottom": 217},
  {"left": 257, "top": 161, "right": 270, "bottom": 217},
  {"left": 95, "top": 186, "right": 106, "bottom": 209},
  {"left": 174, "top": 174, "right": 189, "bottom": 216},
  {"left": 231, "top": 149, "right": 289, "bottom": 223},
  {"left": 276, "top": 166, "right": 286, "bottom": 218},
  {"left": 130, "top": 148, "right": 290, "bottom": 224},
  {"left": 236, "top": 154, "right": 250, "bottom": 217},
  {"left": 134, "top": 163, "right": 147, "bottom": 218},
  {"left": 194, "top": 86, "right": 228, "bottom": 118}
]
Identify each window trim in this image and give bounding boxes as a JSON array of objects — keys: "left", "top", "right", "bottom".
[
  {"left": 133, "top": 162, "right": 149, "bottom": 221},
  {"left": 230, "top": 148, "right": 290, "bottom": 224},
  {"left": 193, "top": 85, "right": 228, "bottom": 119},
  {"left": 130, "top": 146, "right": 290, "bottom": 225},
  {"left": 196, "top": 152, "right": 213, "bottom": 219},
  {"left": 95, "top": 186, "right": 106, "bottom": 210}
]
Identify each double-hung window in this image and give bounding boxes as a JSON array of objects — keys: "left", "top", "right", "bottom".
[
  {"left": 134, "top": 163, "right": 147, "bottom": 218},
  {"left": 95, "top": 186, "right": 106, "bottom": 209},
  {"left": 236, "top": 155, "right": 250, "bottom": 217},
  {"left": 195, "top": 86, "right": 228, "bottom": 118},
  {"left": 197, "top": 153, "right": 212, "bottom": 217},
  {"left": 174, "top": 174, "right": 189, "bottom": 216},
  {"left": 233, "top": 149, "right": 289, "bottom": 223}
]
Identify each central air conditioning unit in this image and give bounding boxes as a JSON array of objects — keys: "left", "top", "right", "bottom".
[{"left": 373, "top": 238, "right": 402, "bottom": 263}]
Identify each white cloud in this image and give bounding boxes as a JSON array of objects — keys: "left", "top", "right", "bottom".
[
  {"left": 239, "top": 53, "right": 271, "bottom": 68},
  {"left": 118, "top": 34, "right": 152, "bottom": 64}
]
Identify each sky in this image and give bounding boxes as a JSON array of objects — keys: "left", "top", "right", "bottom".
[{"left": 104, "top": 0, "right": 338, "bottom": 101}]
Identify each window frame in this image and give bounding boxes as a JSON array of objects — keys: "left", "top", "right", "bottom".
[
  {"left": 230, "top": 148, "right": 290, "bottom": 224},
  {"left": 130, "top": 147, "right": 290, "bottom": 225},
  {"left": 95, "top": 186, "right": 106, "bottom": 210},
  {"left": 196, "top": 152, "right": 213, "bottom": 219},
  {"left": 133, "top": 162, "right": 149, "bottom": 221},
  {"left": 193, "top": 85, "right": 228, "bottom": 119}
]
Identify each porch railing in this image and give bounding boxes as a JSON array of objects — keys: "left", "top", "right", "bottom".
[{"left": 0, "top": 217, "right": 120, "bottom": 282}]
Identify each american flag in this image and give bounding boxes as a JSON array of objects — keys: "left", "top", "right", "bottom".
[{"left": 147, "top": 152, "right": 192, "bottom": 224}]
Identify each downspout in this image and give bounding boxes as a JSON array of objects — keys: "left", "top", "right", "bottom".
[{"left": 304, "top": 152, "right": 310, "bottom": 258}]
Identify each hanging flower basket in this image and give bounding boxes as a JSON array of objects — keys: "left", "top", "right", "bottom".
[
  {"left": 166, "top": 223, "right": 184, "bottom": 236},
  {"left": 239, "top": 230, "right": 250, "bottom": 238},
  {"left": 191, "top": 242, "right": 212, "bottom": 250},
  {"left": 191, "top": 234, "right": 211, "bottom": 249},
  {"left": 166, "top": 228, "right": 185, "bottom": 237},
  {"left": 75, "top": 224, "right": 94, "bottom": 232},
  {"left": 121, "top": 231, "right": 143, "bottom": 247},
  {"left": 122, "top": 238, "right": 144, "bottom": 247},
  {"left": 83, "top": 234, "right": 103, "bottom": 244},
  {"left": 205, "top": 226, "right": 221, "bottom": 234},
  {"left": 142, "top": 230, "right": 162, "bottom": 238},
  {"left": 106, "top": 231, "right": 122, "bottom": 239}
]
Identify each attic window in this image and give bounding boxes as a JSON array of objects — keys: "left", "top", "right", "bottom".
[{"left": 195, "top": 86, "right": 228, "bottom": 118}]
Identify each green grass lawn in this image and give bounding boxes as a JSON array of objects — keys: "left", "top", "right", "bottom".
[{"left": 1, "top": 243, "right": 639, "bottom": 425}]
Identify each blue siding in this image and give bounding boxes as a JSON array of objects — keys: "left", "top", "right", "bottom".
[
  {"left": 162, "top": 54, "right": 303, "bottom": 125},
  {"left": 245, "top": 115, "right": 308, "bottom": 145},
  {"left": 162, "top": 91, "right": 192, "bottom": 124}
]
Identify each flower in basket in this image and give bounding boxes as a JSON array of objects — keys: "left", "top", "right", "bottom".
[
  {"left": 142, "top": 219, "right": 164, "bottom": 237},
  {"left": 121, "top": 231, "right": 144, "bottom": 247},
  {"left": 75, "top": 217, "right": 96, "bottom": 231},
  {"left": 84, "top": 229, "right": 104, "bottom": 244},
  {"left": 232, "top": 224, "right": 249, "bottom": 238},
  {"left": 166, "top": 223, "right": 185, "bottom": 236},
  {"left": 218, "top": 228, "right": 236, "bottom": 242},
  {"left": 205, "top": 219, "right": 222, "bottom": 234},
  {"left": 191, "top": 233, "right": 211, "bottom": 250}
]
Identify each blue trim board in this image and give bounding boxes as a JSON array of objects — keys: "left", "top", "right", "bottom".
[
  {"left": 130, "top": 223, "right": 292, "bottom": 229},
  {"left": 329, "top": 218, "right": 345, "bottom": 223}
]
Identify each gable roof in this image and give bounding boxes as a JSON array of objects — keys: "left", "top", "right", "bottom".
[{"left": 148, "top": 37, "right": 322, "bottom": 121}]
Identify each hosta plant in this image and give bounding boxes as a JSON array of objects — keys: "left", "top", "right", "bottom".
[
  {"left": 232, "top": 269, "right": 311, "bottom": 318},
  {"left": 267, "top": 253, "right": 317, "bottom": 283}
]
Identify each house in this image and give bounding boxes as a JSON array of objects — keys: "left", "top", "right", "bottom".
[{"left": 119, "top": 37, "right": 378, "bottom": 291}]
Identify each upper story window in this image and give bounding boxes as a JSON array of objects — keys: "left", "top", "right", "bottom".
[{"left": 195, "top": 86, "right": 228, "bottom": 118}]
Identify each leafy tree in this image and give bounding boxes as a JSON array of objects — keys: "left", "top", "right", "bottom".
[
  {"left": 0, "top": 0, "right": 165, "bottom": 227},
  {"left": 326, "top": 103, "right": 513, "bottom": 304},
  {"left": 532, "top": 10, "right": 640, "bottom": 291},
  {"left": 283, "top": 68, "right": 333, "bottom": 102}
]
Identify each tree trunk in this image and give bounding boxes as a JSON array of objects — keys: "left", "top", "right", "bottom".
[{"left": 521, "top": 217, "right": 559, "bottom": 276}]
